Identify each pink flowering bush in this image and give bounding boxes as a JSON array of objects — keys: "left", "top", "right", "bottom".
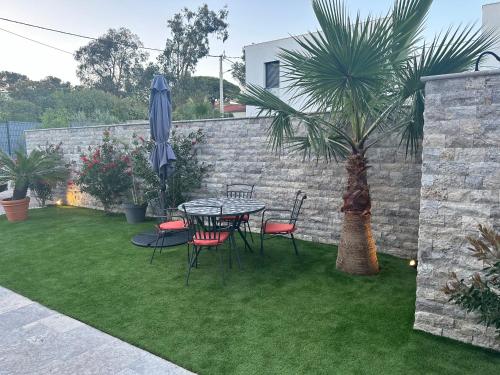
[{"left": 76, "top": 130, "right": 131, "bottom": 213}]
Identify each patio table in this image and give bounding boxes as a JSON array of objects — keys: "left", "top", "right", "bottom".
[{"left": 178, "top": 197, "right": 266, "bottom": 251}]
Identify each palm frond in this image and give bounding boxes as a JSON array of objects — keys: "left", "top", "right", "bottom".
[
  {"left": 238, "top": 84, "right": 353, "bottom": 159},
  {"left": 279, "top": 0, "right": 394, "bottom": 116},
  {"left": 398, "top": 24, "right": 499, "bottom": 155},
  {"left": 390, "top": 0, "right": 432, "bottom": 65}
]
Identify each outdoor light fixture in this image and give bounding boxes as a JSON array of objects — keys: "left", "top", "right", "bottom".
[
  {"left": 409, "top": 259, "right": 417, "bottom": 268},
  {"left": 474, "top": 51, "right": 500, "bottom": 71},
  {"left": 56, "top": 199, "right": 63, "bottom": 206}
]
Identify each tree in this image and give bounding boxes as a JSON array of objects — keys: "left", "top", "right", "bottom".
[
  {"left": 158, "top": 4, "right": 229, "bottom": 83},
  {"left": 239, "top": 0, "right": 497, "bottom": 275},
  {"left": 75, "top": 28, "right": 148, "bottom": 95},
  {"left": 231, "top": 51, "right": 245, "bottom": 86},
  {"left": 173, "top": 98, "right": 221, "bottom": 120},
  {"left": 172, "top": 76, "right": 240, "bottom": 109},
  {"left": 0, "top": 71, "right": 29, "bottom": 93}
]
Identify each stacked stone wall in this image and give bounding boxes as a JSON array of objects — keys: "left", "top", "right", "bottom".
[{"left": 25, "top": 117, "right": 422, "bottom": 259}]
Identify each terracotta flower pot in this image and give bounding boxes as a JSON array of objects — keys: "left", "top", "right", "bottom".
[{"left": 1, "top": 197, "right": 30, "bottom": 222}]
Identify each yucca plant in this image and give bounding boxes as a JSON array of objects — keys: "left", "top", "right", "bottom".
[
  {"left": 239, "top": 0, "right": 498, "bottom": 275},
  {"left": 0, "top": 149, "right": 68, "bottom": 201}
]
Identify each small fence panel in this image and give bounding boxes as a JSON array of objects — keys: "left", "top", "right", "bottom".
[{"left": 0, "top": 121, "right": 42, "bottom": 156}]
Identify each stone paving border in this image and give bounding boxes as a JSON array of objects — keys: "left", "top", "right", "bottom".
[{"left": 0, "top": 286, "right": 195, "bottom": 375}]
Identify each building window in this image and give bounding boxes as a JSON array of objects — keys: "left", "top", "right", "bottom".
[{"left": 265, "top": 61, "right": 279, "bottom": 89}]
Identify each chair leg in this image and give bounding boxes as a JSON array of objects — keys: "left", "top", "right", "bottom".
[
  {"left": 216, "top": 246, "right": 225, "bottom": 285},
  {"left": 290, "top": 233, "right": 299, "bottom": 256},
  {"left": 260, "top": 231, "right": 265, "bottom": 256},
  {"left": 186, "top": 245, "right": 198, "bottom": 286},
  {"left": 246, "top": 221, "right": 254, "bottom": 243},
  {"left": 150, "top": 232, "right": 161, "bottom": 264},
  {"left": 231, "top": 233, "right": 242, "bottom": 270},
  {"left": 186, "top": 243, "right": 190, "bottom": 265}
]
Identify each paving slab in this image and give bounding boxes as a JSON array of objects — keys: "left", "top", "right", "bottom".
[{"left": 0, "top": 286, "right": 195, "bottom": 375}]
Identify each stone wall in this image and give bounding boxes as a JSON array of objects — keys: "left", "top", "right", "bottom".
[
  {"left": 25, "top": 117, "right": 422, "bottom": 259},
  {"left": 414, "top": 70, "right": 500, "bottom": 351}
]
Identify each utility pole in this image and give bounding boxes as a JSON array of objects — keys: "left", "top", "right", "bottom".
[{"left": 219, "top": 54, "right": 224, "bottom": 117}]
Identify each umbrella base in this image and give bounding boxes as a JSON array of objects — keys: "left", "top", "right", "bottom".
[{"left": 131, "top": 230, "right": 189, "bottom": 248}]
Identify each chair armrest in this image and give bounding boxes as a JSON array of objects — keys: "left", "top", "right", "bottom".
[{"left": 261, "top": 208, "right": 291, "bottom": 227}]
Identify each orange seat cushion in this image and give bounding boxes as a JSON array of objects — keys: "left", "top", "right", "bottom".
[
  {"left": 263, "top": 222, "right": 295, "bottom": 234},
  {"left": 159, "top": 220, "right": 186, "bottom": 231},
  {"left": 192, "top": 231, "right": 230, "bottom": 246},
  {"left": 222, "top": 214, "right": 249, "bottom": 222}
]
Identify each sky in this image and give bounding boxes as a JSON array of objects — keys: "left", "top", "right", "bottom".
[{"left": 0, "top": 0, "right": 497, "bottom": 85}]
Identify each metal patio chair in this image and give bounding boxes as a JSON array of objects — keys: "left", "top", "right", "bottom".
[
  {"left": 260, "top": 190, "right": 307, "bottom": 256},
  {"left": 224, "top": 183, "right": 255, "bottom": 242},
  {"left": 182, "top": 205, "right": 239, "bottom": 285},
  {"left": 149, "top": 196, "right": 187, "bottom": 264}
]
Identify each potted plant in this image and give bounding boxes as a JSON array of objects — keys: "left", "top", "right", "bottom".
[
  {"left": 75, "top": 130, "right": 131, "bottom": 214},
  {"left": 121, "top": 135, "right": 155, "bottom": 224},
  {"left": 0, "top": 148, "right": 68, "bottom": 222}
]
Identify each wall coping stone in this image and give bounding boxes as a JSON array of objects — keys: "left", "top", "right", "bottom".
[
  {"left": 421, "top": 69, "right": 500, "bottom": 82},
  {"left": 24, "top": 116, "right": 267, "bottom": 133}
]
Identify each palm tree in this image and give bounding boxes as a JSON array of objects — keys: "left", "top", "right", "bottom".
[
  {"left": 0, "top": 149, "right": 68, "bottom": 201},
  {"left": 239, "top": 0, "right": 498, "bottom": 275}
]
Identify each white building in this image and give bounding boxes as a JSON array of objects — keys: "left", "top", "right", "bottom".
[
  {"left": 482, "top": 2, "right": 500, "bottom": 67},
  {"left": 245, "top": 2, "right": 500, "bottom": 117},
  {"left": 244, "top": 33, "right": 318, "bottom": 117}
]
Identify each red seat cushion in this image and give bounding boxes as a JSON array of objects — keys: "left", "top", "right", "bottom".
[
  {"left": 159, "top": 220, "right": 186, "bottom": 231},
  {"left": 192, "top": 231, "right": 230, "bottom": 246},
  {"left": 222, "top": 214, "right": 249, "bottom": 222},
  {"left": 263, "top": 222, "right": 295, "bottom": 234}
]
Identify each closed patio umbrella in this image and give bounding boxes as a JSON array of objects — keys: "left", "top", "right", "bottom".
[{"left": 149, "top": 75, "right": 176, "bottom": 200}]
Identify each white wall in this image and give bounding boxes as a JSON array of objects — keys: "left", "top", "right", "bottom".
[
  {"left": 244, "top": 33, "right": 318, "bottom": 116},
  {"left": 482, "top": 2, "right": 500, "bottom": 68}
]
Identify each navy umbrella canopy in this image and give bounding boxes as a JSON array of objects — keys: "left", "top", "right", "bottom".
[{"left": 149, "top": 75, "right": 176, "bottom": 190}]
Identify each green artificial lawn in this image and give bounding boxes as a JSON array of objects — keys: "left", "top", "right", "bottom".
[{"left": 0, "top": 207, "right": 499, "bottom": 374}]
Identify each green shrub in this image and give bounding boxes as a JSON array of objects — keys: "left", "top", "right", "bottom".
[
  {"left": 75, "top": 130, "right": 131, "bottom": 213},
  {"left": 128, "top": 129, "right": 207, "bottom": 207},
  {"left": 30, "top": 143, "right": 67, "bottom": 206},
  {"left": 443, "top": 224, "right": 500, "bottom": 337}
]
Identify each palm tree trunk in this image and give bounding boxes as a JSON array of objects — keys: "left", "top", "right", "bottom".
[{"left": 336, "top": 153, "right": 379, "bottom": 275}]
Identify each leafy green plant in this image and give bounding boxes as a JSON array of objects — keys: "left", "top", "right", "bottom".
[
  {"left": 75, "top": 130, "right": 131, "bottom": 213},
  {"left": 238, "top": 0, "right": 498, "bottom": 275},
  {"left": 0, "top": 148, "right": 68, "bottom": 201},
  {"left": 443, "top": 225, "right": 500, "bottom": 337},
  {"left": 30, "top": 143, "right": 67, "bottom": 207},
  {"left": 129, "top": 129, "right": 207, "bottom": 207},
  {"left": 173, "top": 98, "right": 222, "bottom": 121}
]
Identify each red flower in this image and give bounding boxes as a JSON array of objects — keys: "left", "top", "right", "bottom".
[{"left": 191, "top": 140, "right": 197, "bottom": 145}]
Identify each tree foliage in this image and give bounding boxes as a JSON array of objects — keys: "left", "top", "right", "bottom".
[
  {"left": 231, "top": 51, "right": 245, "bottom": 86},
  {"left": 239, "top": 0, "right": 498, "bottom": 158},
  {"left": 172, "top": 76, "right": 240, "bottom": 108},
  {"left": 0, "top": 72, "right": 148, "bottom": 126},
  {"left": 157, "top": 4, "right": 229, "bottom": 83},
  {"left": 75, "top": 28, "right": 149, "bottom": 96}
]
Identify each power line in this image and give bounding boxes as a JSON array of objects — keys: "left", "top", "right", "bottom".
[
  {"left": 0, "top": 16, "right": 244, "bottom": 58},
  {"left": 0, "top": 26, "right": 74, "bottom": 55},
  {"left": 0, "top": 16, "right": 164, "bottom": 52}
]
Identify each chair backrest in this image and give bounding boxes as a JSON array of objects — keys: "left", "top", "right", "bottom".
[
  {"left": 182, "top": 205, "right": 225, "bottom": 242},
  {"left": 290, "top": 190, "right": 307, "bottom": 225},
  {"left": 226, "top": 183, "right": 254, "bottom": 199}
]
